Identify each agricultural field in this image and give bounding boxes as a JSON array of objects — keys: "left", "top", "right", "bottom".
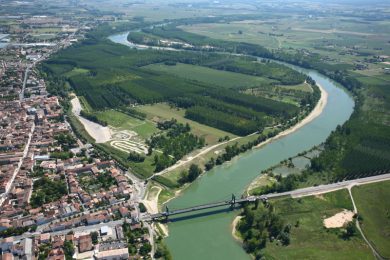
[
  {"left": 180, "top": 16, "right": 390, "bottom": 63},
  {"left": 259, "top": 189, "right": 373, "bottom": 259},
  {"left": 352, "top": 181, "right": 390, "bottom": 258},
  {"left": 143, "top": 63, "right": 277, "bottom": 89}
]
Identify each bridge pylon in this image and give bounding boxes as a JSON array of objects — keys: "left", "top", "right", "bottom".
[
  {"left": 164, "top": 205, "right": 169, "bottom": 221},
  {"left": 230, "top": 194, "right": 236, "bottom": 208}
]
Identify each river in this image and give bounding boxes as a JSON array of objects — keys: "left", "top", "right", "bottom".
[{"left": 109, "top": 32, "right": 355, "bottom": 259}]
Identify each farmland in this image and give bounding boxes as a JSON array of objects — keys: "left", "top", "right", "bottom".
[
  {"left": 40, "top": 20, "right": 321, "bottom": 179},
  {"left": 143, "top": 63, "right": 277, "bottom": 89}
]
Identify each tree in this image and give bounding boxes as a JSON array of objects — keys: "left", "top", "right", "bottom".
[
  {"left": 139, "top": 242, "right": 152, "bottom": 256},
  {"left": 90, "top": 231, "right": 99, "bottom": 244},
  {"left": 139, "top": 202, "right": 147, "bottom": 213},
  {"left": 63, "top": 240, "right": 74, "bottom": 260},
  {"left": 279, "top": 232, "right": 290, "bottom": 245},
  {"left": 342, "top": 221, "right": 357, "bottom": 239},
  {"left": 187, "top": 164, "right": 202, "bottom": 182},
  {"left": 205, "top": 157, "right": 215, "bottom": 171}
]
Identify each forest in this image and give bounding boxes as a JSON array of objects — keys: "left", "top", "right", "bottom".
[
  {"left": 42, "top": 24, "right": 307, "bottom": 136},
  {"left": 148, "top": 119, "right": 205, "bottom": 172},
  {"left": 237, "top": 203, "right": 291, "bottom": 259}
]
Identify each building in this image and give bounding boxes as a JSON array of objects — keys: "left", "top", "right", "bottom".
[
  {"left": 78, "top": 234, "right": 93, "bottom": 253},
  {"left": 94, "top": 248, "right": 129, "bottom": 260}
]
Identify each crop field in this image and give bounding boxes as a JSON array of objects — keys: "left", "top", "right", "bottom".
[
  {"left": 352, "top": 181, "right": 390, "bottom": 258},
  {"left": 143, "top": 63, "right": 277, "bottom": 89},
  {"left": 180, "top": 16, "right": 390, "bottom": 63},
  {"left": 262, "top": 189, "right": 373, "bottom": 259}
]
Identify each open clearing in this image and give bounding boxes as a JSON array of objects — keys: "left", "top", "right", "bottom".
[
  {"left": 70, "top": 96, "right": 112, "bottom": 143},
  {"left": 323, "top": 209, "right": 354, "bottom": 228},
  {"left": 143, "top": 62, "right": 277, "bottom": 89},
  {"left": 352, "top": 180, "right": 390, "bottom": 258},
  {"left": 95, "top": 109, "right": 157, "bottom": 139}
]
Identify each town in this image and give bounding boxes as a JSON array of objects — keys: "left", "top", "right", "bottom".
[{"left": 0, "top": 5, "right": 157, "bottom": 260}]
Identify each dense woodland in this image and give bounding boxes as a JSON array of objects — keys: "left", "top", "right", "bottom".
[
  {"left": 133, "top": 22, "right": 390, "bottom": 181},
  {"left": 41, "top": 20, "right": 307, "bottom": 136},
  {"left": 237, "top": 203, "right": 291, "bottom": 259},
  {"left": 40, "top": 15, "right": 390, "bottom": 184},
  {"left": 148, "top": 119, "right": 205, "bottom": 172}
]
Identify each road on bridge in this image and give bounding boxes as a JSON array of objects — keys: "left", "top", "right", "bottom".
[{"left": 146, "top": 173, "right": 390, "bottom": 221}]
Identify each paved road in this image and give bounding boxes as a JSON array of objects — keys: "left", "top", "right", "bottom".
[
  {"left": 19, "top": 66, "right": 30, "bottom": 101},
  {"left": 270, "top": 173, "right": 390, "bottom": 199},
  {"left": 148, "top": 173, "right": 390, "bottom": 220}
]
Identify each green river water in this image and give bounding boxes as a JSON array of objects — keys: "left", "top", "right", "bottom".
[{"left": 109, "top": 33, "right": 355, "bottom": 259}]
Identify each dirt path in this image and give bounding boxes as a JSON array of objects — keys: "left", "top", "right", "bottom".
[
  {"left": 152, "top": 84, "right": 327, "bottom": 181},
  {"left": 348, "top": 186, "right": 383, "bottom": 260},
  {"left": 150, "top": 135, "right": 245, "bottom": 178},
  {"left": 70, "top": 96, "right": 112, "bottom": 143}
]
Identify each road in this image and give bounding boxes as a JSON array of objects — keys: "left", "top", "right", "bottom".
[
  {"left": 147, "top": 173, "right": 390, "bottom": 220},
  {"left": 14, "top": 219, "right": 126, "bottom": 242},
  {"left": 19, "top": 65, "right": 31, "bottom": 101},
  {"left": 148, "top": 132, "right": 258, "bottom": 180},
  {"left": 0, "top": 123, "right": 35, "bottom": 206},
  {"left": 272, "top": 173, "right": 390, "bottom": 199}
]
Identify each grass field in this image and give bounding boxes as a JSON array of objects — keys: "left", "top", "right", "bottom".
[
  {"left": 136, "top": 103, "right": 235, "bottom": 144},
  {"left": 143, "top": 63, "right": 277, "bottom": 89},
  {"left": 64, "top": 68, "right": 90, "bottom": 78},
  {"left": 352, "top": 181, "right": 390, "bottom": 258},
  {"left": 262, "top": 189, "right": 373, "bottom": 259},
  {"left": 95, "top": 109, "right": 157, "bottom": 139}
]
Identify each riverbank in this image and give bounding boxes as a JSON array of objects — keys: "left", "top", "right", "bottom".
[
  {"left": 143, "top": 186, "right": 169, "bottom": 237},
  {"left": 156, "top": 83, "right": 328, "bottom": 205},
  {"left": 70, "top": 96, "right": 112, "bottom": 143},
  {"left": 232, "top": 216, "right": 243, "bottom": 241},
  {"left": 256, "top": 83, "right": 328, "bottom": 149}
]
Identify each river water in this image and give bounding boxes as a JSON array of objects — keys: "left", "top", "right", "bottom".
[{"left": 109, "top": 32, "right": 355, "bottom": 259}]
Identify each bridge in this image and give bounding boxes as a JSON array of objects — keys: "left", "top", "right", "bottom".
[
  {"left": 145, "top": 173, "right": 390, "bottom": 222},
  {"left": 146, "top": 194, "right": 267, "bottom": 221}
]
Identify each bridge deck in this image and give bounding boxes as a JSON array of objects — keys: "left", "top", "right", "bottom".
[{"left": 149, "top": 196, "right": 265, "bottom": 220}]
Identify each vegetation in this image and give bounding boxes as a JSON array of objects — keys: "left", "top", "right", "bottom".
[
  {"left": 237, "top": 202, "right": 291, "bottom": 256},
  {"left": 30, "top": 176, "right": 67, "bottom": 208},
  {"left": 179, "top": 164, "right": 202, "bottom": 184},
  {"left": 239, "top": 189, "right": 372, "bottom": 259},
  {"left": 352, "top": 181, "right": 390, "bottom": 258},
  {"left": 149, "top": 120, "right": 204, "bottom": 172},
  {"left": 42, "top": 22, "right": 307, "bottom": 138}
]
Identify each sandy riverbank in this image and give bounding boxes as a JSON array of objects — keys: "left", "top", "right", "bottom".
[
  {"left": 153, "top": 84, "right": 328, "bottom": 233},
  {"left": 256, "top": 83, "right": 328, "bottom": 149},
  {"left": 70, "top": 96, "right": 112, "bottom": 143},
  {"left": 143, "top": 186, "right": 169, "bottom": 237},
  {"left": 231, "top": 216, "right": 243, "bottom": 241}
]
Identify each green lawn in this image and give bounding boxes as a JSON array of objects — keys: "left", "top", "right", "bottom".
[
  {"left": 95, "top": 109, "right": 158, "bottom": 139},
  {"left": 262, "top": 189, "right": 373, "bottom": 259},
  {"left": 352, "top": 181, "right": 390, "bottom": 258},
  {"left": 143, "top": 63, "right": 277, "bottom": 89}
]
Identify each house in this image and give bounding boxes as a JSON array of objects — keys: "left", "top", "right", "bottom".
[
  {"left": 40, "top": 233, "right": 51, "bottom": 243},
  {"left": 78, "top": 234, "right": 93, "bottom": 253},
  {"left": 94, "top": 248, "right": 129, "bottom": 260}
]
